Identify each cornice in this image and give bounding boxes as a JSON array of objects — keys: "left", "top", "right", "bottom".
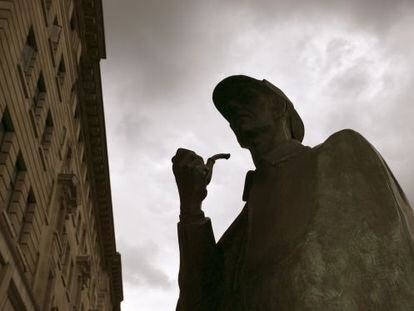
[
  {"left": 112, "top": 252, "right": 124, "bottom": 309},
  {"left": 76, "top": 0, "right": 122, "bottom": 306},
  {"left": 77, "top": 0, "right": 106, "bottom": 59}
]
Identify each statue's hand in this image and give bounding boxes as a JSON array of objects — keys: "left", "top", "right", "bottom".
[
  {"left": 172, "top": 148, "right": 209, "bottom": 216},
  {"left": 172, "top": 148, "right": 231, "bottom": 216}
]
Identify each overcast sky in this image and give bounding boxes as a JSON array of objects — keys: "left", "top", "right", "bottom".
[{"left": 100, "top": 0, "right": 414, "bottom": 310}]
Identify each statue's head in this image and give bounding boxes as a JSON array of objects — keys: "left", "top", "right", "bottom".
[{"left": 212, "top": 75, "right": 304, "bottom": 149}]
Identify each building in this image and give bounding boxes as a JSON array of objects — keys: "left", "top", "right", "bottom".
[{"left": 0, "top": 0, "right": 123, "bottom": 310}]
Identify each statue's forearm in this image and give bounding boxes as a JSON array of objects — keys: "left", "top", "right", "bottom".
[{"left": 177, "top": 217, "right": 219, "bottom": 309}]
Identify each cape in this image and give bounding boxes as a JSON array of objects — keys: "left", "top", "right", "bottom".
[{"left": 177, "top": 129, "right": 414, "bottom": 311}]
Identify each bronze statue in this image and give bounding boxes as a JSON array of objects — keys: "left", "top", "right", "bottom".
[{"left": 172, "top": 75, "right": 414, "bottom": 310}]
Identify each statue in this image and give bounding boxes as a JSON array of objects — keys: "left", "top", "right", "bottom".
[{"left": 172, "top": 75, "right": 414, "bottom": 310}]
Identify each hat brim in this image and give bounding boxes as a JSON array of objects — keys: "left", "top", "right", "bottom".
[{"left": 212, "top": 75, "right": 305, "bottom": 142}]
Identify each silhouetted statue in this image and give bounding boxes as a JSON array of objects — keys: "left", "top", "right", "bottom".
[{"left": 172, "top": 75, "right": 414, "bottom": 311}]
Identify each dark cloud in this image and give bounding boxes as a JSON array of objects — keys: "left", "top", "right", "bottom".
[
  {"left": 101, "top": 0, "right": 414, "bottom": 131},
  {"left": 102, "top": 0, "right": 234, "bottom": 104},
  {"left": 118, "top": 240, "right": 173, "bottom": 289},
  {"left": 228, "top": 0, "right": 413, "bottom": 35}
]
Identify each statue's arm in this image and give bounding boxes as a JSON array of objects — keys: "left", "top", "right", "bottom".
[
  {"left": 177, "top": 216, "right": 220, "bottom": 310},
  {"left": 172, "top": 148, "right": 224, "bottom": 310}
]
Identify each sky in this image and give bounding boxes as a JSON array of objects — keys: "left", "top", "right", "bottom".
[{"left": 99, "top": 0, "right": 414, "bottom": 310}]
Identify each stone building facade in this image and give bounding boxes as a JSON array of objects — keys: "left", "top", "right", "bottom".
[{"left": 0, "top": 0, "right": 123, "bottom": 310}]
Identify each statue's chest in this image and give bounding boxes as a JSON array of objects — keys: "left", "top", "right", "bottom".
[{"left": 245, "top": 157, "right": 317, "bottom": 269}]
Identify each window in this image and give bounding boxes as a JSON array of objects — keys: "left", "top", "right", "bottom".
[
  {"left": 76, "top": 255, "right": 91, "bottom": 290},
  {"left": 57, "top": 57, "right": 66, "bottom": 86},
  {"left": 62, "top": 146, "right": 72, "bottom": 174},
  {"left": 77, "top": 127, "right": 83, "bottom": 144},
  {"left": 1, "top": 108, "right": 15, "bottom": 210},
  {"left": 29, "top": 73, "right": 47, "bottom": 138},
  {"left": 43, "top": 271, "right": 55, "bottom": 310},
  {"left": 6, "top": 154, "right": 26, "bottom": 212},
  {"left": 45, "top": 0, "right": 52, "bottom": 11},
  {"left": 50, "top": 17, "right": 62, "bottom": 51},
  {"left": 81, "top": 151, "right": 87, "bottom": 181},
  {"left": 70, "top": 10, "right": 76, "bottom": 31},
  {"left": 19, "top": 189, "right": 40, "bottom": 277},
  {"left": 62, "top": 243, "right": 71, "bottom": 282},
  {"left": 80, "top": 226, "right": 86, "bottom": 248},
  {"left": 73, "top": 101, "right": 80, "bottom": 119},
  {"left": 76, "top": 214, "right": 82, "bottom": 243},
  {"left": 33, "top": 72, "right": 47, "bottom": 117},
  {"left": 68, "top": 259, "right": 74, "bottom": 294},
  {"left": 42, "top": 111, "right": 54, "bottom": 152},
  {"left": 21, "top": 27, "right": 37, "bottom": 75},
  {"left": 55, "top": 209, "right": 66, "bottom": 244},
  {"left": 0, "top": 108, "right": 14, "bottom": 146},
  {"left": 71, "top": 84, "right": 80, "bottom": 118},
  {"left": 0, "top": 117, "right": 4, "bottom": 145},
  {"left": 5, "top": 281, "right": 26, "bottom": 310},
  {"left": 60, "top": 126, "right": 67, "bottom": 147}
]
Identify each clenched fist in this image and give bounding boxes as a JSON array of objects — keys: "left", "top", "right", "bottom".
[{"left": 172, "top": 148, "right": 230, "bottom": 216}]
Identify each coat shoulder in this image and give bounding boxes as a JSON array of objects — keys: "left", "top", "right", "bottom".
[
  {"left": 325, "top": 128, "right": 369, "bottom": 146},
  {"left": 316, "top": 129, "right": 375, "bottom": 156}
]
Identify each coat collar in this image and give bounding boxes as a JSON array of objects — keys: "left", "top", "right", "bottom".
[
  {"left": 258, "top": 140, "right": 310, "bottom": 167},
  {"left": 242, "top": 140, "right": 310, "bottom": 201}
]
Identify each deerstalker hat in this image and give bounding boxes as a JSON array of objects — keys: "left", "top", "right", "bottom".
[{"left": 212, "top": 75, "right": 304, "bottom": 142}]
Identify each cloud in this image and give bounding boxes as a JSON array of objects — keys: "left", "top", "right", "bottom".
[{"left": 118, "top": 240, "right": 173, "bottom": 289}]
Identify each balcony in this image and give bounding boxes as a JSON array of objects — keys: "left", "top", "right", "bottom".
[
  {"left": 76, "top": 255, "right": 91, "bottom": 289},
  {"left": 58, "top": 173, "right": 78, "bottom": 217}
]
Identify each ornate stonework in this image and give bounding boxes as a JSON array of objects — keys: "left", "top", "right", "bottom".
[{"left": 0, "top": 0, "right": 123, "bottom": 310}]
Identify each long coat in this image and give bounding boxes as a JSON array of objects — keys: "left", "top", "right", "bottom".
[{"left": 176, "top": 129, "right": 414, "bottom": 311}]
